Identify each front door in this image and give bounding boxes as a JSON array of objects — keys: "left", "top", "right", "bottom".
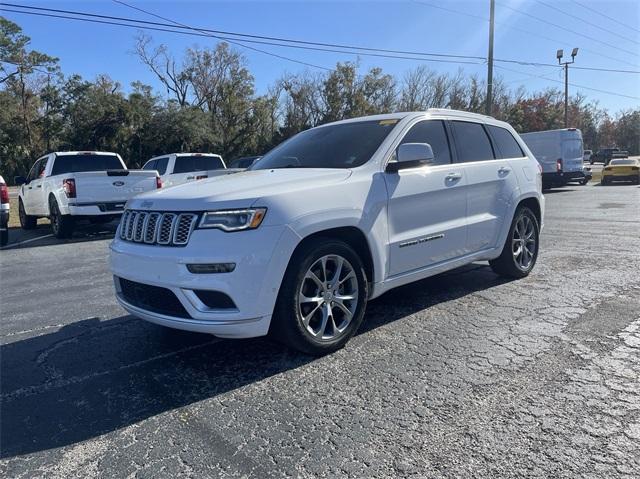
[{"left": 385, "top": 120, "right": 468, "bottom": 277}]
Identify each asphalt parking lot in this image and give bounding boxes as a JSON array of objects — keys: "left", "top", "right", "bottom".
[{"left": 1, "top": 183, "right": 639, "bottom": 478}]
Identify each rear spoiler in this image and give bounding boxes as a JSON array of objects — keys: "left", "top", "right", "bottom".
[{"left": 107, "top": 170, "right": 130, "bottom": 176}]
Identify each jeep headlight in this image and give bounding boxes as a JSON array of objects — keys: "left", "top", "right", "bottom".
[{"left": 198, "top": 208, "right": 266, "bottom": 232}]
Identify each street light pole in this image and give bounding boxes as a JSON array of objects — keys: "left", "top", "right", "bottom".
[
  {"left": 485, "top": 0, "right": 495, "bottom": 116},
  {"left": 557, "top": 48, "right": 578, "bottom": 128}
]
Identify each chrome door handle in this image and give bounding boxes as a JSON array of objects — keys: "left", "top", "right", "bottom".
[
  {"left": 498, "top": 167, "right": 511, "bottom": 174},
  {"left": 36, "top": 184, "right": 42, "bottom": 188},
  {"left": 445, "top": 172, "right": 462, "bottom": 180}
]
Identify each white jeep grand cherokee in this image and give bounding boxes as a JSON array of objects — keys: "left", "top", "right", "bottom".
[{"left": 110, "top": 110, "right": 544, "bottom": 355}]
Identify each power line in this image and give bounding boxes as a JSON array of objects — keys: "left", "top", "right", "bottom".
[
  {"left": 0, "top": 7, "right": 487, "bottom": 68},
  {"left": 5, "top": 2, "right": 638, "bottom": 74},
  {"left": 495, "top": 1, "right": 639, "bottom": 58},
  {"left": 494, "top": 64, "right": 640, "bottom": 100},
  {"left": 570, "top": 0, "right": 640, "bottom": 35},
  {"left": 535, "top": 0, "right": 639, "bottom": 46},
  {"left": 2, "top": 2, "right": 486, "bottom": 62},
  {"left": 415, "top": 0, "right": 638, "bottom": 68}
]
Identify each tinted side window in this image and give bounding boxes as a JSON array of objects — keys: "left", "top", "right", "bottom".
[
  {"left": 156, "top": 157, "right": 169, "bottom": 175},
  {"left": 399, "top": 120, "right": 451, "bottom": 165},
  {"left": 451, "top": 121, "right": 495, "bottom": 163},
  {"left": 142, "top": 159, "right": 157, "bottom": 171},
  {"left": 51, "top": 154, "right": 124, "bottom": 175},
  {"left": 27, "top": 158, "right": 44, "bottom": 181},
  {"left": 487, "top": 125, "right": 524, "bottom": 159}
]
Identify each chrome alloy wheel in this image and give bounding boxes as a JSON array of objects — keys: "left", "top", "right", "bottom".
[
  {"left": 512, "top": 215, "right": 536, "bottom": 270},
  {"left": 297, "top": 254, "right": 359, "bottom": 341}
]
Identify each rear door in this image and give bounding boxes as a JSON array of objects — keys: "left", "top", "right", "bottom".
[
  {"left": 450, "top": 121, "right": 518, "bottom": 254},
  {"left": 385, "top": 119, "right": 468, "bottom": 276},
  {"left": 561, "top": 134, "right": 584, "bottom": 173}
]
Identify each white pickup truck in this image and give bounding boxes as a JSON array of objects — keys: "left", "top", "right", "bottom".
[
  {"left": 16, "top": 151, "right": 160, "bottom": 238},
  {"left": 142, "top": 153, "right": 240, "bottom": 188}
]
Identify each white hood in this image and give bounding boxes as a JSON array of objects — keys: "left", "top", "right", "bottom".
[{"left": 126, "top": 168, "right": 352, "bottom": 211}]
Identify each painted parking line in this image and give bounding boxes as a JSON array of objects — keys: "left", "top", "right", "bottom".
[{"left": 0, "top": 234, "right": 54, "bottom": 250}]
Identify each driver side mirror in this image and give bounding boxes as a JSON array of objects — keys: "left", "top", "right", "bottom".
[
  {"left": 14, "top": 176, "right": 27, "bottom": 186},
  {"left": 386, "top": 143, "right": 435, "bottom": 173}
]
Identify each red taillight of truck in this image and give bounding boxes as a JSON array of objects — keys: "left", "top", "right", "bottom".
[
  {"left": 0, "top": 182, "right": 9, "bottom": 204},
  {"left": 62, "top": 178, "right": 76, "bottom": 198}
]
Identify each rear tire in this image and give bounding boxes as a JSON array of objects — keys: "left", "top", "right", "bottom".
[
  {"left": 270, "top": 238, "right": 368, "bottom": 356},
  {"left": 49, "top": 197, "right": 75, "bottom": 239},
  {"left": 19, "top": 199, "right": 37, "bottom": 230},
  {"left": 490, "top": 206, "right": 539, "bottom": 279}
]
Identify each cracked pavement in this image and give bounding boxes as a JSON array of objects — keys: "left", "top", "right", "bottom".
[{"left": 1, "top": 183, "right": 639, "bottom": 478}]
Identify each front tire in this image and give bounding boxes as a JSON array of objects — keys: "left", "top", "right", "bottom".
[
  {"left": 19, "top": 199, "right": 37, "bottom": 230},
  {"left": 271, "top": 238, "right": 369, "bottom": 355},
  {"left": 49, "top": 197, "right": 75, "bottom": 239},
  {"left": 490, "top": 206, "right": 540, "bottom": 279}
]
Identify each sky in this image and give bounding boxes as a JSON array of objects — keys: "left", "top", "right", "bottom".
[{"left": 2, "top": 0, "right": 639, "bottom": 113}]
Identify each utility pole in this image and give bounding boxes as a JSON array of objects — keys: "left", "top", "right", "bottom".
[
  {"left": 557, "top": 48, "right": 578, "bottom": 128},
  {"left": 485, "top": 0, "right": 495, "bottom": 116}
]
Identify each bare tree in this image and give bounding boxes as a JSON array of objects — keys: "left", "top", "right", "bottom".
[{"left": 134, "top": 34, "right": 189, "bottom": 106}]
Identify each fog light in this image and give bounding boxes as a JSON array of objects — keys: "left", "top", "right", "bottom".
[{"left": 187, "top": 263, "right": 236, "bottom": 274}]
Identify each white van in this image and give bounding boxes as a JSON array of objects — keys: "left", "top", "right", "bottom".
[{"left": 520, "top": 128, "right": 586, "bottom": 188}]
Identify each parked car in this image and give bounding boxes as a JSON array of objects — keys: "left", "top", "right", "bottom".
[
  {"left": 142, "top": 153, "right": 240, "bottom": 188},
  {"left": 591, "top": 147, "right": 629, "bottom": 165},
  {"left": 228, "top": 156, "right": 261, "bottom": 169},
  {"left": 520, "top": 128, "right": 586, "bottom": 189},
  {"left": 0, "top": 175, "right": 9, "bottom": 247},
  {"left": 583, "top": 149, "right": 592, "bottom": 163},
  {"left": 110, "top": 110, "right": 544, "bottom": 355},
  {"left": 16, "top": 151, "right": 160, "bottom": 239},
  {"left": 601, "top": 158, "right": 640, "bottom": 185}
]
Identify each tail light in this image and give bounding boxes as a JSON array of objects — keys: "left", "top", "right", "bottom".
[
  {"left": 0, "top": 182, "right": 9, "bottom": 204},
  {"left": 556, "top": 159, "right": 562, "bottom": 172},
  {"left": 62, "top": 178, "right": 76, "bottom": 198},
  {"left": 156, "top": 176, "right": 163, "bottom": 189},
  {"left": 195, "top": 175, "right": 208, "bottom": 180}
]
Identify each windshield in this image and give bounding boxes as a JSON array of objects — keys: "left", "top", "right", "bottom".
[
  {"left": 251, "top": 119, "right": 399, "bottom": 170},
  {"left": 609, "top": 159, "right": 635, "bottom": 166},
  {"left": 51, "top": 154, "right": 124, "bottom": 175}
]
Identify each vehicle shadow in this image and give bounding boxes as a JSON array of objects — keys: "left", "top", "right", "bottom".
[
  {"left": 0, "top": 263, "right": 509, "bottom": 458},
  {"left": 1, "top": 222, "right": 118, "bottom": 251}
]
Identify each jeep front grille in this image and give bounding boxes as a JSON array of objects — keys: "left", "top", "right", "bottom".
[{"left": 119, "top": 210, "right": 198, "bottom": 246}]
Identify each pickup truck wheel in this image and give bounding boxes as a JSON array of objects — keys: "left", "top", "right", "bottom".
[
  {"left": 49, "top": 197, "right": 75, "bottom": 239},
  {"left": 490, "top": 206, "right": 539, "bottom": 279},
  {"left": 271, "top": 239, "right": 368, "bottom": 356},
  {"left": 19, "top": 199, "right": 37, "bottom": 230}
]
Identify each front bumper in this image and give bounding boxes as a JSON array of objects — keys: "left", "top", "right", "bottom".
[{"left": 109, "top": 224, "right": 300, "bottom": 338}]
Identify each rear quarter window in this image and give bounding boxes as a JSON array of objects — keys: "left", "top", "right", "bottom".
[
  {"left": 487, "top": 125, "right": 525, "bottom": 159},
  {"left": 451, "top": 121, "right": 495, "bottom": 163}
]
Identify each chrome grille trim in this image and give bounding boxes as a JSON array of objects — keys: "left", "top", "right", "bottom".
[{"left": 118, "top": 210, "right": 198, "bottom": 247}]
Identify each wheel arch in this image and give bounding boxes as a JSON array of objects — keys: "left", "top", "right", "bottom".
[
  {"left": 289, "top": 226, "right": 376, "bottom": 287},
  {"left": 517, "top": 196, "right": 541, "bottom": 227}
]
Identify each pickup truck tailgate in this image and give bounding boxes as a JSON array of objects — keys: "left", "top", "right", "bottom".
[{"left": 73, "top": 171, "right": 157, "bottom": 204}]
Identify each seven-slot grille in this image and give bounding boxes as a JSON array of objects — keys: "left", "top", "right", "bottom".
[{"left": 119, "top": 210, "right": 198, "bottom": 246}]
